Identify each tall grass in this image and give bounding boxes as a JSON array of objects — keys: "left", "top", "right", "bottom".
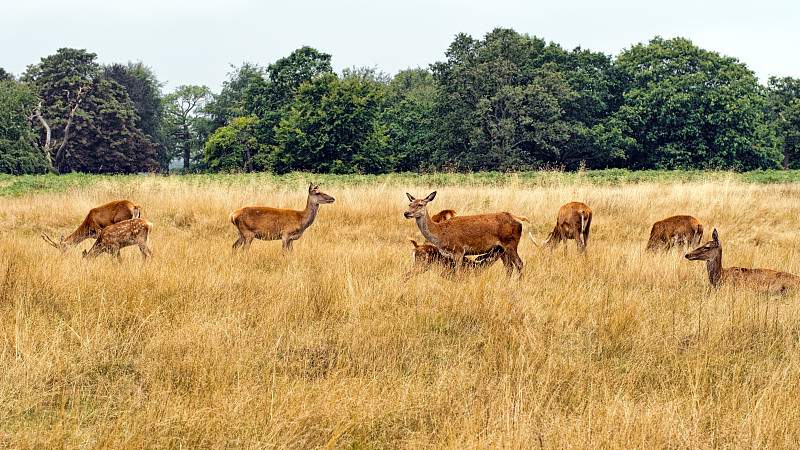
[{"left": 3, "top": 173, "right": 800, "bottom": 447}]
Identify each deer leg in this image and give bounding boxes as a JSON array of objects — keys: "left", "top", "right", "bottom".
[
  {"left": 139, "top": 243, "right": 152, "bottom": 260},
  {"left": 232, "top": 235, "right": 245, "bottom": 255}
]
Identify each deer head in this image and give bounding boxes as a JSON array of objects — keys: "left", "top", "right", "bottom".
[
  {"left": 309, "top": 183, "right": 335, "bottom": 205},
  {"left": 41, "top": 232, "right": 69, "bottom": 252},
  {"left": 404, "top": 192, "right": 436, "bottom": 219},
  {"left": 685, "top": 229, "right": 721, "bottom": 262}
]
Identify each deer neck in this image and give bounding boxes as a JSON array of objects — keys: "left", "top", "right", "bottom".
[
  {"left": 63, "top": 223, "right": 91, "bottom": 247},
  {"left": 706, "top": 249, "right": 723, "bottom": 287},
  {"left": 299, "top": 196, "right": 320, "bottom": 231},
  {"left": 415, "top": 209, "right": 443, "bottom": 247}
]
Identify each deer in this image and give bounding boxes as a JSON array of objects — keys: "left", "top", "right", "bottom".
[
  {"left": 404, "top": 191, "right": 524, "bottom": 275},
  {"left": 685, "top": 229, "right": 800, "bottom": 294},
  {"left": 82, "top": 218, "right": 153, "bottom": 261},
  {"left": 404, "top": 238, "right": 505, "bottom": 279},
  {"left": 646, "top": 215, "right": 703, "bottom": 251},
  {"left": 541, "top": 202, "right": 592, "bottom": 253},
  {"left": 230, "top": 183, "right": 335, "bottom": 255},
  {"left": 42, "top": 200, "right": 141, "bottom": 252}
]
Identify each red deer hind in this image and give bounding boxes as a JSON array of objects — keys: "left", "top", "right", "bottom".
[
  {"left": 647, "top": 215, "right": 703, "bottom": 251},
  {"left": 42, "top": 200, "right": 140, "bottom": 252},
  {"left": 82, "top": 218, "right": 153, "bottom": 261},
  {"left": 542, "top": 202, "right": 592, "bottom": 253},
  {"left": 685, "top": 229, "right": 800, "bottom": 294},
  {"left": 230, "top": 183, "right": 335, "bottom": 255},
  {"left": 404, "top": 192, "right": 524, "bottom": 275}
]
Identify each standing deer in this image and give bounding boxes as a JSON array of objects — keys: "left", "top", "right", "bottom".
[
  {"left": 542, "top": 202, "right": 592, "bottom": 253},
  {"left": 82, "top": 218, "right": 153, "bottom": 261},
  {"left": 646, "top": 215, "right": 703, "bottom": 251},
  {"left": 685, "top": 229, "right": 800, "bottom": 294},
  {"left": 404, "top": 192, "right": 524, "bottom": 275},
  {"left": 404, "top": 239, "right": 504, "bottom": 279},
  {"left": 230, "top": 183, "right": 335, "bottom": 255},
  {"left": 42, "top": 200, "right": 140, "bottom": 252}
]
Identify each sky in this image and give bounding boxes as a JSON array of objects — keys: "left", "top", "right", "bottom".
[{"left": 2, "top": 0, "right": 798, "bottom": 93}]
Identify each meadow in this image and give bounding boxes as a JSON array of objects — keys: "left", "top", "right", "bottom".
[{"left": 3, "top": 171, "right": 800, "bottom": 448}]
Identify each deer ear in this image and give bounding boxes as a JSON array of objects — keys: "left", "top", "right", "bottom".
[
  {"left": 308, "top": 183, "right": 314, "bottom": 193},
  {"left": 712, "top": 229, "right": 719, "bottom": 244},
  {"left": 60, "top": 236, "right": 66, "bottom": 242},
  {"left": 424, "top": 191, "right": 437, "bottom": 203},
  {"left": 406, "top": 193, "right": 415, "bottom": 202}
]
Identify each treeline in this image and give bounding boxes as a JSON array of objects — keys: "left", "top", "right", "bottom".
[{"left": 2, "top": 29, "right": 799, "bottom": 175}]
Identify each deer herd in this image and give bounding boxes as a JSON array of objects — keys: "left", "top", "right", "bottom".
[{"left": 39, "top": 183, "right": 800, "bottom": 294}]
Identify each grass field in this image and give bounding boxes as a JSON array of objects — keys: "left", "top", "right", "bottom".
[{"left": 3, "top": 171, "right": 800, "bottom": 448}]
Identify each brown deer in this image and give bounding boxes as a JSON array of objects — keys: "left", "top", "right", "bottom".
[
  {"left": 685, "top": 229, "right": 800, "bottom": 294},
  {"left": 42, "top": 200, "right": 140, "bottom": 252},
  {"left": 404, "top": 192, "right": 524, "bottom": 275},
  {"left": 230, "top": 183, "right": 335, "bottom": 255},
  {"left": 542, "top": 202, "right": 592, "bottom": 253},
  {"left": 646, "top": 215, "right": 703, "bottom": 251},
  {"left": 404, "top": 238, "right": 504, "bottom": 279},
  {"left": 82, "top": 218, "right": 153, "bottom": 261}
]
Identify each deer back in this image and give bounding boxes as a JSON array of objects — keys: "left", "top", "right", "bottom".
[
  {"left": 434, "top": 212, "right": 522, "bottom": 254},
  {"left": 230, "top": 207, "right": 305, "bottom": 237}
]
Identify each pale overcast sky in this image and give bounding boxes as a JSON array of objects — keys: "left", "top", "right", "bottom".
[{"left": 2, "top": 0, "right": 797, "bottom": 93}]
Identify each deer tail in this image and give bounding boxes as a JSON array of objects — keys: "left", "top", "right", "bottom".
[
  {"left": 407, "top": 237, "right": 421, "bottom": 248},
  {"left": 133, "top": 206, "right": 140, "bottom": 219}
]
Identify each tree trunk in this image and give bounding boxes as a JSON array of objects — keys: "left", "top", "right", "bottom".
[{"left": 183, "top": 127, "right": 191, "bottom": 170}]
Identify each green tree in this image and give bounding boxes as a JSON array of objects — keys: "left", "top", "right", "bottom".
[
  {"left": 204, "top": 63, "right": 265, "bottom": 132},
  {"left": 431, "top": 29, "right": 577, "bottom": 170},
  {"left": 383, "top": 68, "right": 437, "bottom": 171},
  {"left": 0, "top": 78, "right": 51, "bottom": 174},
  {"left": 163, "top": 85, "right": 211, "bottom": 170},
  {"left": 268, "top": 69, "right": 391, "bottom": 174},
  {"left": 203, "top": 115, "right": 261, "bottom": 172},
  {"left": 612, "top": 37, "right": 778, "bottom": 169},
  {"left": 23, "top": 48, "right": 159, "bottom": 173},
  {"left": 766, "top": 76, "right": 800, "bottom": 169},
  {"left": 104, "top": 62, "right": 169, "bottom": 169}
]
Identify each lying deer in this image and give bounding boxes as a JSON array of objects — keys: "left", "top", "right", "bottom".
[
  {"left": 541, "top": 202, "right": 592, "bottom": 253},
  {"left": 42, "top": 200, "right": 140, "bottom": 251},
  {"left": 82, "top": 218, "right": 153, "bottom": 261},
  {"left": 404, "top": 192, "right": 524, "bottom": 275},
  {"left": 404, "top": 238, "right": 504, "bottom": 279},
  {"left": 646, "top": 215, "right": 703, "bottom": 251},
  {"left": 685, "top": 229, "right": 800, "bottom": 294},
  {"left": 230, "top": 183, "right": 335, "bottom": 255}
]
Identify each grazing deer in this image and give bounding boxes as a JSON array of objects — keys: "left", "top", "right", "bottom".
[
  {"left": 230, "top": 183, "right": 335, "bottom": 255},
  {"left": 82, "top": 218, "right": 153, "bottom": 261},
  {"left": 646, "top": 215, "right": 703, "bottom": 251},
  {"left": 685, "top": 229, "right": 800, "bottom": 294},
  {"left": 404, "top": 238, "right": 504, "bottom": 279},
  {"left": 542, "top": 202, "right": 592, "bottom": 253},
  {"left": 42, "top": 200, "right": 140, "bottom": 252},
  {"left": 404, "top": 192, "right": 524, "bottom": 275}
]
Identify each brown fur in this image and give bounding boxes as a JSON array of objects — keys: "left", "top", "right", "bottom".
[
  {"left": 404, "top": 238, "right": 504, "bottom": 279},
  {"left": 230, "top": 183, "right": 335, "bottom": 255},
  {"left": 647, "top": 215, "right": 703, "bottom": 251},
  {"left": 404, "top": 192, "right": 524, "bottom": 275},
  {"left": 82, "top": 218, "right": 153, "bottom": 261},
  {"left": 543, "top": 202, "right": 592, "bottom": 253},
  {"left": 431, "top": 209, "right": 457, "bottom": 222},
  {"left": 42, "top": 200, "right": 141, "bottom": 251},
  {"left": 685, "top": 229, "right": 800, "bottom": 294}
]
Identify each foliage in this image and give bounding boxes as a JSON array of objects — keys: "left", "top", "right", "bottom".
[
  {"left": 268, "top": 69, "right": 392, "bottom": 174},
  {"left": 383, "top": 68, "right": 437, "bottom": 171},
  {"left": 163, "top": 84, "right": 212, "bottom": 170},
  {"left": 203, "top": 115, "right": 262, "bottom": 171},
  {"left": 766, "top": 76, "right": 800, "bottom": 168},
  {"left": 611, "top": 37, "right": 780, "bottom": 170},
  {"left": 23, "top": 48, "right": 159, "bottom": 173},
  {"left": 0, "top": 78, "right": 51, "bottom": 174}
]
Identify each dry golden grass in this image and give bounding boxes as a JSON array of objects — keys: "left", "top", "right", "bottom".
[{"left": 3, "top": 174, "right": 800, "bottom": 448}]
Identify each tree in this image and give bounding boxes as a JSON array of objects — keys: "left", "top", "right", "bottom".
[
  {"left": 430, "top": 29, "right": 577, "bottom": 171},
  {"left": 766, "top": 77, "right": 800, "bottom": 169},
  {"left": 0, "top": 78, "right": 51, "bottom": 174},
  {"left": 203, "top": 63, "right": 265, "bottom": 133},
  {"left": 611, "top": 37, "right": 779, "bottom": 170},
  {"left": 23, "top": 48, "right": 159, "bottom": 173},
  {"left": 383, "top": 68, "right": 437, "bottom": 171},
  {"left": 163, "top": 85, "right": 211, "bottom": 170},
  {"left": 268, "top": 69, "right": 392, "bottom": 174},
  {"left": 104, "top": 62, "right": 169, "bottom": 168},
  {"left": 203, "top": 115, "right": 261, "bottom": 172}
]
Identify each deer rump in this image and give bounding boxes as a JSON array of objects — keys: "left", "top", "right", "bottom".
[{"left": 647, "top": 215, "right": 703, "bottom": 251}]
